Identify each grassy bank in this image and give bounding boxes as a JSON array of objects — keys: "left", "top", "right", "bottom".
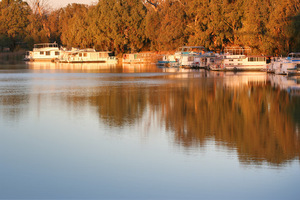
[{"left": 0, "top": 51, "right": 25, "bottom": 64}]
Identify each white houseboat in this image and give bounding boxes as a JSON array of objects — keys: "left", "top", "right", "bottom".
[
  {"left": 209, "top": 47, "right": 269, "bottom": 71},
  {"left": 24, "top": 42, "right": 61, "bottom": 62},
  {"left": 59, "top": 48, "right": 118, "bottom": 64},
  {"left": 158, "top": 46, "right": 216, "bottom": 68},
  {"left": 178, "top": 46, "right": 205, "bottom": 68},
  {"left": 122, "top": 52, "right": 160, "bottom": 64}
]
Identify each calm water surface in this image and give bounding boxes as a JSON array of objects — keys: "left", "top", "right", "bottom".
[{"left": 0, "top": 62, "right": 300, "bottom": 199}]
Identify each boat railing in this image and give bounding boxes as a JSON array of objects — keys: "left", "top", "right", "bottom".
[
  {"left": 33, "top": 42, "right": 58, "bottom": 50},
  {"left": 224, "top": 47, "right": 251, "bottom": 55}
]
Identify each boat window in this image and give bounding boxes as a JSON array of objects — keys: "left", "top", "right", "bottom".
[
  {"left": 258, "top": 57, "right": 266, "bottom": 61},
  {"left": 248, "top": 57, "right": 258, "bottom": 62},
  {"left": 229, "top": 59, "right": 234, "bottom": 62},
  {"left": 40, "top": 51, "right": 44, "bottom": 55},
  {"left": 84, "top": 53, "right": 87, "bottom": 57},
  {"left": 46, "top": 51, "right": 50, "bottom": 56},
  {"left": 100, "top": 53, "right": 108, "bottom": 58},
  {"left": 79, "top": 53, "right": 82, "bottom": 57},
  {"left": 55, "top": 51, "right": 60, "bottom": 56},
  {"left": 188, "top": 57, "right": 194, "bottom": 61}
]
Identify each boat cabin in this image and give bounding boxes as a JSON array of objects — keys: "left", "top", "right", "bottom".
[{"left": 25, "top": 42, "right": 61, "bottom": 62}]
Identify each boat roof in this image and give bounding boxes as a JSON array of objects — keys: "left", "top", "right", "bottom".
[
  {"left": 288, "top": 53, "right": 300, "bottom": 58},
  {"left": 178, "top": 46, "right": 205, "bottom": 50},
  {"left": 224, "top": 47, "right": 251, "bottom": 55},
  {"left": 179, "top": 46, "right": 205, "bottom": 49},
  {"left": 34, "top": 42, "right": 58, "bottom": 48}
]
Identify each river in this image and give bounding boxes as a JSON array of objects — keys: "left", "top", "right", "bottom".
[{"left": 0, "top": 62, "right": 299, "bottom": 199}]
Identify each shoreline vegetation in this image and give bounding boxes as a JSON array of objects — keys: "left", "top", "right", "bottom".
[
  {"left": 0, "top": 0, "right": 299, "bottom": 57},
  {"left": 0, "top": 51, "right": 26, "bottom": 64}
]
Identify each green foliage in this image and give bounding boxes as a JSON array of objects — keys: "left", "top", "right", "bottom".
[
  {"left": 90, "top": 0, "right": 147, "bottom": 53},
  {"left": 0, "top": 0, "right": 299, "bottom": 55},
  {"left": 58, "top": 4, "right": 90, "bottom": 48},
  {"left": 146, "top": 0, "right": 187, "bottom": 51},
  {"left": 0, "top": 0, "right": 31, "bottom": 51}
]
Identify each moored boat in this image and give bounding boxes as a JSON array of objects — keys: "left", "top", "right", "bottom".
[
  {"left": 59, "top": 48, "right": 118, "bottom": 64},
  {"left": 209, "top": 47, "right": 269, "bottom": 71},
  {"left": 268, "top": 53, "right": 300, "bottom": 75},
  {"left": 122, "top": 52, "right": 160, "bottom": 64},
  {"left": 24, "top": 42, "right": 61, "bottom": 62},
  {"left": 158, "top": 46, "right": 216, "bottom": 68}
]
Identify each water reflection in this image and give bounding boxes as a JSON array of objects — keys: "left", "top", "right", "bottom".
[
  {"left": 0, "top": 64, "right": 299, "bottom": 167},
  {"left": 61, "top": 71, "right": 300, "bottom": 166},
  {"left": 0, "top": 74, "right": 30, "bottom": 122},
  {"left": 26, "top": 62, "right": 121, "bottom": 73}
]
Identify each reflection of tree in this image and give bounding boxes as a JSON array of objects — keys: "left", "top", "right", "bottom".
[
  {"left": 0, "top": 87, "right": 29, "bottom": 121},
  {"left": 63, "top": 75, "right": 299, "bottom": 166},
  {"left": 151, "top": 79, "right": 300, "bottom": 166},
  {"left": 89, "top": 84, "right": 147, "bottom": 127}
]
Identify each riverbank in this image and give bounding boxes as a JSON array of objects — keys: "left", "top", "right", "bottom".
[{"left": 0, "top": 51, "right": 25, "bottom": 64}]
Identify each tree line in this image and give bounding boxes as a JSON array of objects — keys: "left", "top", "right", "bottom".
[{"left": 0, "top": 0, "right": 299, "bottom": 55}]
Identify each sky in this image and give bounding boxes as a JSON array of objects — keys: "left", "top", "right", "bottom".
[
  {"left": 27, "top": 0, "right": 97, "bottom": 9},
  {"left": 52, "top": 0, "right": 96, "bottom": 8}
]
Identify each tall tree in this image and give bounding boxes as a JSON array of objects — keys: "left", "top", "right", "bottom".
[
  {"left": 59, "top": 3, "right": 90, "bottom": 48},
  {"left": 146, "top": 0, "right": 187, "bottom": 51},
  {"left": 91, "top": 0, "right": 147, "bottom": 53},
  {"left": 27, "top": 0, "right": 51, "bottom": 38},
  {"left": 265, "top": 0, "right": 300, "bottom": 55},
  {"left": 0, "top": 0, "right": 31, "bottom": 51}
]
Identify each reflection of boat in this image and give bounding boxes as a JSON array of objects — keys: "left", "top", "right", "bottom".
[
  {"left": 26, "top": 61, "right": 57, "bottom": 69},
  {"left": 24, "top": 42, "right": 61, "bottom": 62},
  {"left": 268, "top": 74, "right": 300, "bottom": 95},
  {"left": 222, "top": 72, "right": 267, "bottom": 88},
  {"left": 209, "top": 47, "right": 269, "bottom": 71},
  {"left": 122, "top": 63, "right": 162, "bottom": 73},
  {"left": 268, "top": 53, "right": 300, "bottom": 75},
  {"left": 26, "top": 61, "right": 118, "bottom": 72},
  {"left": 59, "top": 48, "right": 118, "bottom": 64}
]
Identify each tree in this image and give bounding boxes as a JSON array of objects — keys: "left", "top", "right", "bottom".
[
  {"left": 265, "top": 0, "right": 300, "bottom": 55},
  {"left": 59, "top": 3, "right": 90, "bottom": 48},
  {"left": 186, "top": 0, "right": 231, "bottom": 50},
  {"left": 0, "top": 0, "right": 31, "bottom": 51},
  {"left": 90, "top": 0, "right": 147, "bottom": 53},
  {"left": 146, "top": 0, "right": 187, "bottom": 51}
]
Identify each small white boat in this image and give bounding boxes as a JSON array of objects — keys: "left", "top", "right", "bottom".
[
  {"left": 158, "top": 54, "right": 180, "bottom": 67},
  {"left": 177, "top": 46, "right": 205, "bottom": 68},
  {"left": 24, "top": 42, "right": 61, "bottom": 62},
  {"left": 59, "top": 48, "right": 118, "bottom": 64},
  {"left": 269, "top": 53, "right": 300, "bottom": 75}
]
